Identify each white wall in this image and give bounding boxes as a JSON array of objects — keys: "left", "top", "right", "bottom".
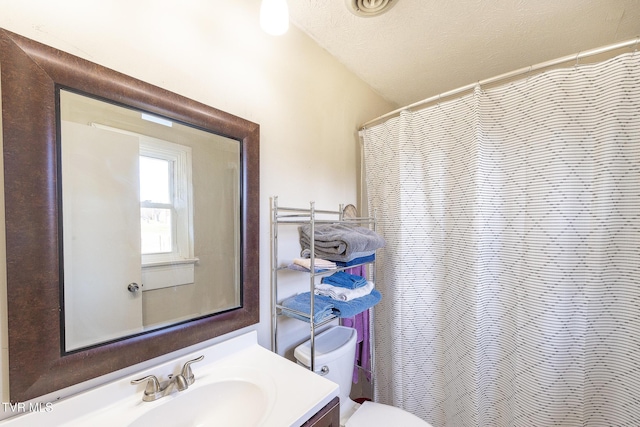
[{"left": 0, "top": 0, "right": 394, "bottom": 408}]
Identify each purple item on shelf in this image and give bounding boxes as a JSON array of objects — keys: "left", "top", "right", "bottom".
[{"left": 340, "top": 265, "right": 372, "bottom": 384}]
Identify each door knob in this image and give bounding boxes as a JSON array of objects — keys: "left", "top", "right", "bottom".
[{"left": 128, "top": 282, "right": 140, "bottom": 293}]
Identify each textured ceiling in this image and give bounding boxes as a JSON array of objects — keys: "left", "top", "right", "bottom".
[{"left": 289, "top": 0, "right": 640, "bottom": 109}]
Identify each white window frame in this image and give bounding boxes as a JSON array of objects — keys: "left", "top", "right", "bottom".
[
  {"left": 139, "top": 138, "right": 194, "bottom": 266},
  {"left": 139, "top": 154, "right": 176, "bottom": 256}
]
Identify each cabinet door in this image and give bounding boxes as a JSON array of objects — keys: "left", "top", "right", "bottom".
[{"left": 302, "top": 397, "right": 340, "bottom": 427}]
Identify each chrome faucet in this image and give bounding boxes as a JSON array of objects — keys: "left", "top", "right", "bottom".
[{"left": 131, "top": 355, "right": 204, "bottom": 402}]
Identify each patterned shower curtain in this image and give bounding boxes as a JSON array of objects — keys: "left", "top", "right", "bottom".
[{"left": 363, "top": 52, "right": 640, "bottom": 426}]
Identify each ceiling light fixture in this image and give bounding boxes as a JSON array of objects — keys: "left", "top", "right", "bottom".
[{"left": 260, "top": 0, "right": 289, "bottom": 36}]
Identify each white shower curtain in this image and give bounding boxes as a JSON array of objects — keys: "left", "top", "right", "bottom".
[{"left": 363, "top": 52, "right": 640, "bottom": 426}]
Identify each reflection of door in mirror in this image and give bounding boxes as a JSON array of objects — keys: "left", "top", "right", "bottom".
[
  {"left": 62, "top": 122, "right": 144, "bottom": 351},
  {"left": 59, "top": 89, "right": 242, "bottom": 352}
]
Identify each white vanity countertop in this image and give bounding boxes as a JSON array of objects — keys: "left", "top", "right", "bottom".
[{"left": 0, "top": 331, "right": 339, "bottom": 427}]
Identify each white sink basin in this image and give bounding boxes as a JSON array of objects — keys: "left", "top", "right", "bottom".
[
  {"left": 129, "top": 379, "right": 272, "bottom": 427},
  {"left": 0, "top": 331, "right": 338, "bottom": 427}
]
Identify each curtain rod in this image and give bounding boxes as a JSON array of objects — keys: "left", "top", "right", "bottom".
[{"left": 360, "top": 37, "right": 640, "bottom": 130}]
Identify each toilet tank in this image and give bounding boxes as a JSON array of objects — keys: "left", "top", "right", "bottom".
[{"left": 294, "top": 326, "right": 358, "bottom": 402}]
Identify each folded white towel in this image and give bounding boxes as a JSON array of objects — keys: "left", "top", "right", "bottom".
[
  {"left": 293, "top": 257, "right": 337, "bottom": 271},
  {"left": 315, "top": 280, "right": 374, "bottom": 301}
]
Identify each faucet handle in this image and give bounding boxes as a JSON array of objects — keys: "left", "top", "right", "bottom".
[
  {"left": 131, "top": 375, "right": 163, "bottom": 401},
  {"left": 180, "top": 355, "right": 204, "bottom": 385}
]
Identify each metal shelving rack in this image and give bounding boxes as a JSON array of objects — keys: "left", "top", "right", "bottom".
[{"left": 270, "top": 196, "right": 376, "bottom": 381}]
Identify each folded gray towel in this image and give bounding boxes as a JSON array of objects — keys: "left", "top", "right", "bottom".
[{"left": 298, "top": 223, "right": 385, "bottom": 262}]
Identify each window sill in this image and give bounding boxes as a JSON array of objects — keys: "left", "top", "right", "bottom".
[{"left": 142, "top": 257, "right": 199, "bottom": 268}]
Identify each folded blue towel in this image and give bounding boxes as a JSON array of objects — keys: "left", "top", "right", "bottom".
[
  {"left": 335, "top": 253, "right": 375, "bottom": 267},
  {"left": 281, "top": 289, "right": 382, "bottom": 322},
  {"left": 321, "top": 271, "right": 368, "bottom": 289},
  {"left": 316, "top": 289, "right": 382, "bottom": 318},
  {"left": 280, "top": 293, "right": 335, "bottom": 323}
]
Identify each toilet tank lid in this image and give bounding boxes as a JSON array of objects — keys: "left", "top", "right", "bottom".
[{"left": 294, "top": 326, "right": 357, "bottom": 367}]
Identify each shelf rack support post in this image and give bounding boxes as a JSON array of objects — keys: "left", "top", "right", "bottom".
[{"left": 270, "top": 196, "right": 279, "bottom": 353}]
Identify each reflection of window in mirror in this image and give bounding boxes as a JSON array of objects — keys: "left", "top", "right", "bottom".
[
  {"left": 90, "top": 123, "right": 198, "bottom": 293},
  {"left": 138, "top": 137, "right": 194, "bottom": 267},
  {"left": 92, "top": 123, "right": 198, "bottom": 268},
  {"left": 140, "top": 155, "right": 173, "bottom": 254}
]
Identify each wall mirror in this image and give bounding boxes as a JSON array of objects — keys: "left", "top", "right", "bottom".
[
  {"left": 60, "top": 89, "right": 242, "bottom": 352},
  {"left": 0, "top": 28, "right": 259, "bottom": 402}
]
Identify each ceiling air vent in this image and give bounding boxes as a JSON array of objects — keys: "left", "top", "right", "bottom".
[{"left": 345, "top": 0, "right": 398, "bottom": 17}]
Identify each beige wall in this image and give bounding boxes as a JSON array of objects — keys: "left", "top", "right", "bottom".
[{"left": 0, "top": 0, "right": 394, "bottom": 406}]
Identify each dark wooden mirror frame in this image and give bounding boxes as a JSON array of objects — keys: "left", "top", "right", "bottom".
[{"left": 0, "top": 28, "right": 260, "bottom": 402}]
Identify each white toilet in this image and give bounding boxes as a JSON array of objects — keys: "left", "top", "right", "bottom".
[{"left": 294, "top": 326, "right": 432, "bottom": 427}]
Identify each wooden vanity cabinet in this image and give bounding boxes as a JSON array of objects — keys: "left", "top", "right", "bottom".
[{"left": 302, "top": 396, "right": 340, "bottom": 427}]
